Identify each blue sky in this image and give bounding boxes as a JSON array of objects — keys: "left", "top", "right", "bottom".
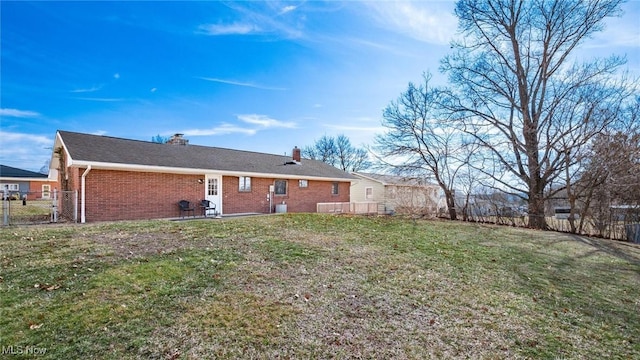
[{"left": 1, "top": 1, "right": 639, "bottom": 172}]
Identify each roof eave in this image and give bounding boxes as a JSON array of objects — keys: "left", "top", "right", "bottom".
[{"left": 69, "top": 160, "right": 354, "bottom": 182}]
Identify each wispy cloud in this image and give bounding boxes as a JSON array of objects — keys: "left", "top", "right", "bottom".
[
  {"left": 182, "top": 124, "right": 257, "bottom": 136},
  {"left": 197, "top": 76, "right": 286, "bottom": 91},
  {"left": 197, "top": 22, "right": 261, "bottom": 36},
  {"left": 0, "top": 131, "right": 53, "bottom": 171},
  {"left": 73, "top": 97, "right": 125, "bottom": 102},
  {"left": 70, "top": 84, "right": 104, "bottom": 93},
  {"left": 197, "top": 2, "right": 305, "bottom": 39},
  {"left": 280, "top": 5, "right": 297, "bottom": 15},
  {"left": 237, "top": 114, "right": 297, "bottom": 128},
  {"left": 363, "top": 2, "right": 457, "bottom": 45},
  {"left": 0, "top": 108, "right": 41, "bottom": 118},
  {"left": 0, "top": 131, "right": 51, "bottom": 145}
]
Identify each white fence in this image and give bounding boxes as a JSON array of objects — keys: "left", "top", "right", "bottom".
[{"left": 317, "top": 202, "right": 379, "bottom": 215}]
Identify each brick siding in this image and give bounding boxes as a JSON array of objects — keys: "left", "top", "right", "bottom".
[
  {"left": 222, "top": 176, "right": 350, "bottom": 214},
  {"left": 64, "top": 168, "right": 351, "bottom": 222}
]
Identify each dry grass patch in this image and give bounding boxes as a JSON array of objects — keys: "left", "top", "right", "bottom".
[{"left": 1, "top": 214, "right": 639, "bottom": 359}]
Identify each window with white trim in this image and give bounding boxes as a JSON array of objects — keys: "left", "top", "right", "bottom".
[
  {"left": 299, "top": 179, "right": 308, "bottom": 188},
  {"left": 239, "top": 176, "right": 251, "bottom": 192},
  {"left": 332, "top": 182, "right": 339, "bottom": 195},
  {"left": 365, "top": 187, "right": 373, "bottom": 200},
  {"left": 3, "top": 184, "right": 19, "bottom": 191},
  {"left": 274, "top": 180, "right": 287, "bottom": 195}
]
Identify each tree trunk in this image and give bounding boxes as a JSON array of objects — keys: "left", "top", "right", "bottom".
[
  {"left": 528, "top": 186, "right": 547, "bottom": 229},
  {"left": 445, "top": 190, "right": 457, "bottom": 220}
]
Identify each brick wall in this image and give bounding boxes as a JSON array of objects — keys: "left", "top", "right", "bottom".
[
  {"left": 83, "top": 169, "right": 204, "bottom": 222},
  {"left": 69, "top": 168, "right": 351, "bottom": 222},
  {"left": 222, "top": 176, "right": 350, "bottom": 214},
  {"left": 28, "top": 180, "right": 58, "bottom": 199}
]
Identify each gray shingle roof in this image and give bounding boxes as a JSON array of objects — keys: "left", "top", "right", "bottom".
[
  {"left": 0, "top": 165, "right": 48, "bottom": 178},
  {"left": 58, "top": 130, "right": 355, "bottom": 180}
]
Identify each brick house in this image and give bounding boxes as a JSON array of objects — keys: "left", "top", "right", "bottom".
[
  {"left": 51, "top": 131, "right": 354, "bottom": 222},
  {"left": 0, "top": 164, "right": 58, "bottom": 200}
]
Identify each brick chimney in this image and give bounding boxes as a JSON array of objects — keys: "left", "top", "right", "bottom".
[
  {"left": 167, "top": 133, "right": 189, "bottom": 145},
  {"left": 292, "top": 146, "right": 301, "bottom": 163}
]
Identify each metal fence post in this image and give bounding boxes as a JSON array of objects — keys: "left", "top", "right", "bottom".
[{"left": 2, "top": 192, "right": 8, "bottom": 226}]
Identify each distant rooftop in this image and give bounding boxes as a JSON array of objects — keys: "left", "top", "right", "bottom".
[
  {"left": 353, "top": 172, "right": 436, "bottom": 187},
  {"left": 0, "top": 165, "right": 48, "bottom": 179}
]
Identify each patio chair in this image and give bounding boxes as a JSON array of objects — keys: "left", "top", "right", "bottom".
[
  {"left": 178, "top": 200, "right": 195, "bottom": 218},
  {"left": 200, "top": 199, "right": 216, "bottom": 217}
]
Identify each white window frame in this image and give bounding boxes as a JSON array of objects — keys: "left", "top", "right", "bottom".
[
  {"left": 365, "top": 187, "right": 373, "bottom": 200},
  {"left": 3, "top": 184, "right": 19, "bottom": 191},
  {"left": 299, "top": 179, "right": 308, "bottom": 188},
  {"left": 274, "top": 180, "right": 287, "bottom": 195},
  {"left": 239, "top": 176, "right": 251, "bottom": 192},
  {"left": 332, "top": 182, "right": 339, "bottom": 195},
  {"left": 42, "top": 184, "right": 51, "bottom": 199}
]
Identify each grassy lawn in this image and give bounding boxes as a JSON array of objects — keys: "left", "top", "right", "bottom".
[{"left": 1, "top": 214, "right": 639, "bottom": 359}]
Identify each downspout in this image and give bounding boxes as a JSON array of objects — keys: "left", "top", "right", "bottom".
[{"left": 81, "top": 166, "right": 91, "bottom": 223}]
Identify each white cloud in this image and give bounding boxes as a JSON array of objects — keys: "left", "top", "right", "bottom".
[
  {"left": 150, "top": 87, "right": 157, "bottom": 93},
  {"left": 73, "top": 97, "right": 125, "bottom": 102},
  {"left": 198, "top": 22, "right": 261, "bottom": 35},
  {"left": 0, "top": 131, "right": 51, "bottom": 145},
  {"left": 197, "top": 77, "right": 286, "bottom": 91},
  {"left": 182, "top": 124, "right": 257, "bottom": 136},
  {"left": 364, "top": 2, "right": 457, "bottom": 45},
  {"left": 70, "top": 84, "right": 104, "bottom": 93},
  {"left": 237, "top": 114, "right": 297, "bottom": 128},
  {"left": 0, "top": 131, "right": 54, "bottom": 171},
  {"left": 0, "top": 108, "right": 41, "bottom": 118},
  {"left": 280, "top": 5, "right": 297, "bottom": 15},
  {"left": 113, "top": 73, "right": 121, "bottom": 79}
]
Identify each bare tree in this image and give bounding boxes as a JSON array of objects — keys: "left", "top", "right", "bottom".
[
  {"left": 375, "top": 73, "right": 472, "bottom": 220},
  {"left": 303, "top": 134, "right": 371, "bottom": 172},
  {"left": 151, "top": 134, "right": 170, "bottom": 144},
  {"left": 441, "top": 0, "right": 634, "bottom": 229},
  {"left": 576, "top": 124, "right": 640, "bottom": 237}
]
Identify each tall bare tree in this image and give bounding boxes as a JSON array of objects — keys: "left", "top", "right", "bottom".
[
  {"left": 302, "top": 134, "right": 371, "bottom": 172},
  {"left": 441, "top": 0, "right": 634, "bottom": 229},
  {"left": 375, "top": 73, "right": 473, "bottom": 220}
]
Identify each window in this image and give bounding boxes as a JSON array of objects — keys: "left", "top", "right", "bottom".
[
  {"left": 208, "top": 178, "right": 218, "bottom": 196},
  {"left": 299, "top": 179, "right": 308, "bottom": 188},
  {"left": 3, "top": 184, "right": 18, "bottom": 191},
  {"left": 42, "top": 184, "right": 51, "bottom": 199},
  {"left": 332, "top": 182, "right": 339, "bottom": 195},
  {"left": 274, "top": 180, "right": 287, "bottom": 195},
  {"left": 365, "top": 187, "right": 373, "bottom": 200},
  {"left": 239, "top": 176, "right": 251, "bottom": 192}
]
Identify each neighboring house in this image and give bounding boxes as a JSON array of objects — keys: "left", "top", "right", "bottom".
[
  {"left": 0, "top": 164, "right": 58, "bottom": 200},
  {"left": 51, "top": 131, "right": 354, "bottom": 222},
  {"left": 351, "top": 172, "right": 443, "bottom": 216}
]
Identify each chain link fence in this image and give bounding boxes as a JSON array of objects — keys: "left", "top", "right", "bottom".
[{"left": 1, "top": 190, "right": 77, "bottom": 225}]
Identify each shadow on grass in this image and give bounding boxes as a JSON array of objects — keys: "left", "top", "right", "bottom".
[{"left": 568, "top": 233, "right": 640, "bottom": 267}]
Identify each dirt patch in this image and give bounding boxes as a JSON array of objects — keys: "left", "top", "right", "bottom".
[{"left": 89, "top": 229, "right": 208, "bottom": 260}]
